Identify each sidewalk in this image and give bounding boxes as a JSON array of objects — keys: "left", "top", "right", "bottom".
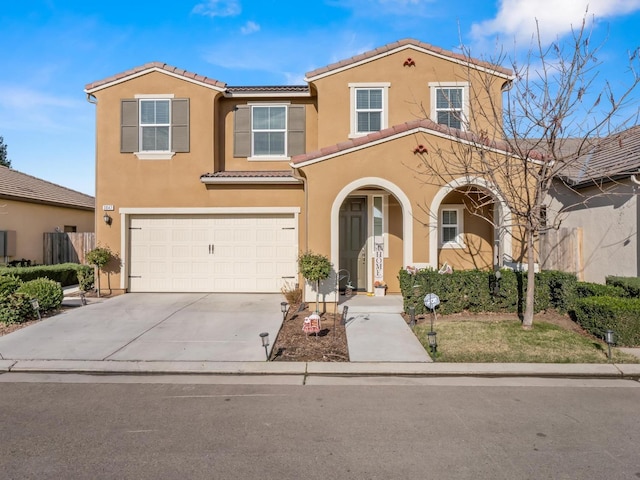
[{"left": 0, "top": 290, "right": 638, "bottom": 379}]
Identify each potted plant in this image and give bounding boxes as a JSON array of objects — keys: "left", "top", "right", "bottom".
[{"left": 374, "top": 280, "right": 387, "bottom": 296}]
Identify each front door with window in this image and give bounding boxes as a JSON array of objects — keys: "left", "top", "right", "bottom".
[{"left": 339, "top": 197, "right": 367, "bottom": 291}]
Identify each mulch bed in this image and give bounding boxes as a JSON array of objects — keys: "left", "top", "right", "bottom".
[{"left": 270, "top": 302, "right": 349, "bottom": 362}]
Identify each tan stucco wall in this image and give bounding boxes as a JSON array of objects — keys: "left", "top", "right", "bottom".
[
  {"left": 0, "top": 199, "right": 94, "bottom": 263},
  {"left": 310, "top": 48, "right": 506, "bottom": 149},
  {"left": 546, "top": 180, "right": 638, "bottom": 283}
]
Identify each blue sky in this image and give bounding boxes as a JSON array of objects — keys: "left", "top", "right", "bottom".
[{"left": 1, "top": 0, "right": 639, "bottom": 196}]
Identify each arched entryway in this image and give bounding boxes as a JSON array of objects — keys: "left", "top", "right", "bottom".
[
  {"left": 331, "top": 178, "right": 413, "bottom": 293},
  {"left": 429, "top": 176, "right": 513, "bottom": 270}
]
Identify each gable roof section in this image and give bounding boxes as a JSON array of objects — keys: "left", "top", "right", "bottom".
[
  {"left": 291, "top": 119, "right": 539, "bottom": 168},
  {"left": 556, "top": 126, "right": 640, "bottom": 187},
  {"left": 305, "top": 38, "right": 513, "bottom": 82},
  {"left": 85, "top": 62, "right": 227, "bottom": 93},
  {"left": 0, "top": 166, "right": 95, "bottom": 210}
]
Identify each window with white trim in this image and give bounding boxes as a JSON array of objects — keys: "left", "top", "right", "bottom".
[
  {"left": 252, "top": 105, "right": 286, "bottom": 157},
  {"left": 440, "top": 205, "right": 465, "bottom": 248},
  {"left": 349, "top": 83, "right": 390, "bottom": 137},
  {"left": 429, "top": 82, "right": 469, "bottom": 130},
  {"left": 140, "top": 99, "right": 170, "bottom": 151}
]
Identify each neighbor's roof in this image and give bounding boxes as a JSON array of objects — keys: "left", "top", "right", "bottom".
[
  {"left": 555, "top": 126, "right": 640, "bottom": 186},
  {"left": 84, "top": 61, "right": 227, "bottom": 93},
  {"left": 305, "top": 38, "right": 514, "bottom": 81},
  {"left": 0, "top": 166, "right": 95, "bottom": 210},
  {"left": 291, "top": 118, "right": 541, "bottom": 167}
]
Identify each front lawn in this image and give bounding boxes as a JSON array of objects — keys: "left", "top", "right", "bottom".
[{"left": 413, "top": 316, "right": 640, "bottom": 363}]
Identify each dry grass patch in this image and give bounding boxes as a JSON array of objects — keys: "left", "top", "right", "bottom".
[{"left": 414, "top": 320, "right": 640, "bottom": 363}]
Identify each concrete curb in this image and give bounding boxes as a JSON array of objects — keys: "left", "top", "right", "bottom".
[{"left": 3, "top": 360, "right": 640, "bottom": 379}]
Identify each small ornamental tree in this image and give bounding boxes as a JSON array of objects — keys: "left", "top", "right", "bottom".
[
  {"left": 85, "top": 246, "right": 113, "bottom": 297},
  {"left": 298, "top": 251, "right": 332, "bottom": 313}
]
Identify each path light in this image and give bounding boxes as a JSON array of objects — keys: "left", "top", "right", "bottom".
[
  {"left": 30, "top": 298, "right": 41, "bottom": 320},
  {"left": 259, "top": 332, "right": 270, "bottom": 361},
  {"left": 280, "top": 301, "right": 289, "bottom": 321},
  {"left": 408, "top": 305, "right": 416, "bottom": 327},
  {"left": 605, "top": 330, "right": 616, "bottom": 362},
  {"left": 427, "top": 331, "right": 438, "bottom": 355},
  {"left": 340, "top": 306, "right": 349, "bottom": 326}
]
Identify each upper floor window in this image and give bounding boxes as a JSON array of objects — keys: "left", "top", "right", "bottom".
[
  {"left": 140, "top": 99, "right": 170, "bottom": 152},
  {"left": 121, "top": 95, "right": 190, "bottom": 160},
  {"left": 233, "top": 103, "right": 306, "bottom": 160},
  {"left": 252, "top": 106, "right": 286, "bottom": 157},
  {"left": 349, "top": 83, "right": 390, "bottom": 138},
  {"left": 429, "top": 82, "right": 469, "bottom": 131}
]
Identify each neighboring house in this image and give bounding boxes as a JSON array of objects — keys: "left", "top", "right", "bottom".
[
  {"left": 0, "top": 166, "right": 95, "bottom": 264},
  {"left": 85, "top": 38, "right": 521, "bottom": 297},
  {"left": 545, "top": 126, "right": 640, "bottom": 283}
]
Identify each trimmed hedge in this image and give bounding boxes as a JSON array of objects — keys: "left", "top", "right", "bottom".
[
  {"left": 399, "top": 268, "right": 577, "bottom": 315},
  {"left": 0, "top": 263, "right": 86, "bottom": 287},
  {"left": 606, "top": 276, "right": 640, "bottom": 298},
  {"left": 575, "top": 281, "right": 626, "bottom": 299},
  {"left": 0, "top": 292, "right": 34, "bottom": 324},
  {"left": 16, "top": 278, "right": 64, "bottom": 312},
  {"left": 573, "top": 296, "right": 640, "bottom": 347}
]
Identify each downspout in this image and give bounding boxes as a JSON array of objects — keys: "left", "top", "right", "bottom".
[{"left": 290, "top": 166, "right": 309, "bottom": 252}]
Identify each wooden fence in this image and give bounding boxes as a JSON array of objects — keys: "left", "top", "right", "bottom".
[
  {"left": 538, "top": 227, "right": 583, "bottom": 280},
  {"left": 43, "top": 232, "right": 95, "bottom": 265}
]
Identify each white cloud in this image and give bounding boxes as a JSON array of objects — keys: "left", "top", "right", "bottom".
[
  {"left": 240, "top": 21, "right": 260, "bottom": 35},
  {"left": 471, "top": 0, "right": 640, "bottom": 46},
  {"left": 192, "top": 0, "right": 241, "bottom": 18}
]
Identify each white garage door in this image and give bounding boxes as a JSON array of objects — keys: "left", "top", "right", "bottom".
[{"left": 128, "top": 214, "right": 298, "bottom": 292}]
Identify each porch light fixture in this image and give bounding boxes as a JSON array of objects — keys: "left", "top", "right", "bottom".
[
  {"left": 103, "top": 213, "right": 112, "bottom": 225},
  {"left": 259, "top": 332, "right": 270, "bottom": 361},
  {"left": 605, "top": 330, "right": 616, "bottom": 362},
  {"left": 280, "top": 301, "right": 289, "bottom": 321}
]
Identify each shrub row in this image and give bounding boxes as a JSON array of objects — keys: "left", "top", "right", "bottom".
[
  {"left": 606, "top": 276, "right": 640, "bottom": 298},
  {"left": 0, "top": 277, "right": 65, "bottom": 324},
  {"left": 573, "top": 296, "right": 640, "bottom": 347},
  {"left": 0, "top": 263, "right": 92, "bottom": 288},
  {"left": 399, "top": 268, "right": 577, "bottom": 315}
]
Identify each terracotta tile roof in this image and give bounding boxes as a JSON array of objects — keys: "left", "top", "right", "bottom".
[
  {"left": 226, "top": 86, "right": 309, "bottom": 94},
  {"left": 555, "top": 126, "right": 640, "bottom": 186},
  {"left": 0, "top": 166, "right": 95, "bottom": 210},
  {"left": 291, "top": 119, "right": 538, "bottom": 166},
  {"left": 200, "top": 170, "right": 301, "bottom": 183},
  {"left": 305, "top": 38, "right": 513, "bottom": 80},
  {"left": 84, "top": 62, "right": 227, "bottom": 92}
]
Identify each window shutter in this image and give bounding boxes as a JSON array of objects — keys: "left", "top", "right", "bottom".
[
  {"left": 121, "top": 99, "right": 139, "bottom": 153},
  {"left": 234, "top": 105, "right": 251, "bottom": 157},
  {"left": 171, "top": 98, "right": 189, "bottom": 152},
  {"left": 287, "top": 105, "right": 306, "bottom": 157}
]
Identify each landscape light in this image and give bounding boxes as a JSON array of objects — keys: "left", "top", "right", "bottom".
[{"left": 259, "top": 332, "right": 270, "bottom": 361}]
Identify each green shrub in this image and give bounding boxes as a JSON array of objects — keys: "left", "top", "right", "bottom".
[
  {"left": 0, "top": 292, "right": 35, "bottom": 324},
  {"left": 0, "top": 275, "right": 22, "bottom": 296},
  {"left": 399, "top": 268, "right": 577, "bottom": 316},
  {"left": 16, "top": 278, "right": 64, "bottom": 312},
  {"left": 76, "top": 265, "right": 94, "bottom": 292},
  {"left": 0, "top": 263, "right": 81, "bottom": 286},
  {"left": 575, "top": 282, "right": 626, "bottom": 299},
  {"left": 573, "top": 296, "right": 640, "bottom": 347},
  {"left": 606, "top": 276, "right": 640, "bottom": 298}
]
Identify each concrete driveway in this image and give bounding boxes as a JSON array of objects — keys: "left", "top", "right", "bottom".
[{"left": 0, "top": 293, "right": 285, "bottom": 362}]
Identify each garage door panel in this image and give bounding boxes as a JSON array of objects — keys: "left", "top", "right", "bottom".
[{"left": 129, "top": 213, "right": 298, "bottom": 293}]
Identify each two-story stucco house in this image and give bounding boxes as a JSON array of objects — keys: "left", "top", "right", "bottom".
[{"left": 85, "top": 38, "right": 520, "bottom": 298}]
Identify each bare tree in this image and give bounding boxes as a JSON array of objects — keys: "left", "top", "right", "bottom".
[{"left": 413, "top": 14, "right": 639, "bottom": 328}]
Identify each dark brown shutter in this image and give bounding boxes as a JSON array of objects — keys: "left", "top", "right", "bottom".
[
  {"left": 121, "top": 99, "right": 138, "bottom": 153},
  {"left": 234, "top": 105, "right": 251, "bottom": 157},
  {"left": 288, "top": 105, "right": 306, "bottom": 157},
  {"left": 172, "top": 98, "right": 189, "bottom": 153}
]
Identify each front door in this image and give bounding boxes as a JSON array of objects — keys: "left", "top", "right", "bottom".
[{"left": 339, "top": 197, "right": 367, "bottom": 291}]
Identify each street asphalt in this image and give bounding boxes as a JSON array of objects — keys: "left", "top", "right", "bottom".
[{"left": 0, "top": 289, "right": 639, "bottom": 379}]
